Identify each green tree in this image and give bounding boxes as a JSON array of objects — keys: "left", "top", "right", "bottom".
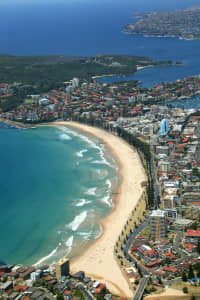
[
  {"left": 56, "top": 295, "right": 64, "bottom": 300},
  {"left": 190, "top": 222, "right": 198, "bottom": 230},
  {"left": 138, "top": 268, "right": 143, "bottom": 278},
  {"left": 183, "top": 286, "right": 188, "bottom": 294},
  {"left": 158, "top": 277, "right": 163, "bottom": 284},
  {"left": 188, "top": 265, "right": 194, "bottom": 279},
  {"left": 197, "top": 239, "right": 200, "bottom": 254},
  {"left": 182, "top": 272, "right": 187, "bottom": 282}
]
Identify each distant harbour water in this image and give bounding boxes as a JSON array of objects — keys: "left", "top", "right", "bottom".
[
  {"left": 0, "top": 124, "right": 119, "bottom": 266},
  {"left": 164, "top": 94, "right": 200, "bottom": 110},
  {"left": 0, "top": 0, "right": 200, "bottom": 87}
]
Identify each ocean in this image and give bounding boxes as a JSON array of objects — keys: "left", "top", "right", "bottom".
[
  {"left": 0, "top": 0, "right": 200, "bottom": 87},
  {"left": 0, "top": 124, "right": 118, "bottom": 266},
  {"left": 1, "top": 0, "right": 200, "bottom": 265}
]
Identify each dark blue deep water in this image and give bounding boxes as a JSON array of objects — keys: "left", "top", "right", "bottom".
[{"left": 0, "top": 0, "right": 200, "bottom": 87}]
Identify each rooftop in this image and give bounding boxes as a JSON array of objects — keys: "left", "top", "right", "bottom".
[
  {"left": 56, "top": 258, "right": 69, "bottom": 266},
  {"left": 150, "top": 209, "right": 166, "bottom": 217}
]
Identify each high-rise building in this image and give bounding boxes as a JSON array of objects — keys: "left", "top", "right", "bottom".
[
  {"left": 55, "top": 258, "right": 70, "bottom": 279},
  {"left": 72, "top": 77, "right": 79, "bottom": 90},
  {"left": 159, "top": 118, "right": 169, "bottom": 136},
  {"left": 150, "top": 209, "right": 168, "bottom": 240},
  {"left": 66, "top": 85, "right": 73, "bottom": 94}
]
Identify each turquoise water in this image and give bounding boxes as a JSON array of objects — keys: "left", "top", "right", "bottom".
[{"left": 0, "top": 124, "right": 118, "bottom": 266}]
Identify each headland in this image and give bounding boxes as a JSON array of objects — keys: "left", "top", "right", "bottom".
[
  {"left": 124, "top": 5, "right": 200, "bottom": 40},
  {"left": 51, "top": 121, "right": 146, "bottom": 298}
]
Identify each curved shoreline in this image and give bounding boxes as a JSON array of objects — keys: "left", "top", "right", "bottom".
[{"left": 52, "top": 121, "right": 146, "bottom": 298}]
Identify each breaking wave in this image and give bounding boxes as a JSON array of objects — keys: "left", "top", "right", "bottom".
[
  {"left": 101, "top": 195, "right": 112, "bottom": 207},
  {"left": 68, "top": 211, "right": 87, "bottom": 231},
  {"left": 76, "top": 198, "right": 91, "bottom": 207},
  {"left": 85, "top": 187, "right": 97, "bottom": 196},
  {"left": 59, "top": 133, "right": 72, "bottom": 141},
  {"left": 76, "top": 149, "right": 88, "bottom": 158},
  {"left": 58, "top": 126, "right": 113, "bottom": 167},
  {"left": 33, "top": 243, "right": 61, "bottom": 267}
]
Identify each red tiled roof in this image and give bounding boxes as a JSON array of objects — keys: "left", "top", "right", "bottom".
[
  {"left": 14, "top": 285, "right": 29, "bottom": 292},
  {"left": 163, "top": 266, "right": 178, "bottom": 272},
  {"left": 164, "top": 252, "right": 173, "bottom": 256},
  {"left": 146, "top": 260, "right": 162, "bottom": 267},
  {"left": 64, "top": 290, "right": 71, "bottom": 295},
  {"left": 136, "top": 235, "right": 145, "bottom": 239},
  {"left": 184, "top": 243, "right": 196, "bottom": 252},
  {"left": 189, "top": 202, "right": 200, "bottom": 206},
  {"left": 186, "top": 229, "right": 200, "bottom": 237},
  {"left": 43, "top": 275, "right": 53, "bottom": 281},
  {"left": 153, "top": 282, "right": 164, "bottom": 287}
]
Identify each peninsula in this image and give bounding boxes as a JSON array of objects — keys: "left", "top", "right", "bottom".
[
  {"left": 124, "top": 5, "right": 200, "bottom": 40},
  {"left": 0, "top": 54, "right": 179, "bottom": 112}
]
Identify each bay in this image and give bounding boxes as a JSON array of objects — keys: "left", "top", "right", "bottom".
[{"left": 0, "top": 124, "right": 118, "bottom": 265}]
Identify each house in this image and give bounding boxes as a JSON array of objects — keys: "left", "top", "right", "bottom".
[
  {"left": 162, "top": 266, "right": 179, "bottom": 276},
  {"left": 64, "top": 290, "right": 72, "bottom": 300},
  {"left": 138, "top": 245, "right": 158, "bottom": 258},
  {"left": 146, "top": 259, "right": 162, "bottom": 268},
  {"left": 0, "top": 281, "right": 13, "bottom": 291},
  {"left": 184, "top": 243, "right": 196, "bottom": 253},
  {"left": 186, "top": 229, "right": 200, "bottom": 238},
  {"left": 95, "top": 283, "right": 106, "bottom": 295}
]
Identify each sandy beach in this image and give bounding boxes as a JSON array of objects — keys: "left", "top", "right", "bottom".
[{"left": 52, "top": 121, "right": 146, "bottom": 298}]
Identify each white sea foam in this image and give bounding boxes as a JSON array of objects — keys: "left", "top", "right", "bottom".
[
  {"left": 59, "top": 133, "right": 72, "bottom": 141},
  {"left": 64, "top": 128, "right": 99, "bottom": 149},
  {"left": 96, "top": 224, "right": 103, "bottom": 239},
  {"left": 96, "top": 169, "right": 108, "bottom": 179},
  {"left": 76, "top": 149, "right": 88, "bottom": 158},
  {"left": 33, "top": 243, "right": 61, "bottom": 267},
  {"left": 59, "top": 127, "right": 113, "bottom": 167},
  {"left": 76, "top": 198, "right": 91, "bottom": 207},
  {"left": 78, "top": 231, "right": 93, "bottom": 240},
  {"left": 101, "top": 195, "right": 112, "bottom": 207},
  {"left": 92, "top": 160, "right": 104, "bottom": 164},
  {"left": 85, "top": 187, "right": 97, "bottom": 196},
  {"left": 98, "top": 144, "right": 112, "bottom": 167},
  {"left": 65, "top": 235, "right": 74, "bottom": 254},
  {"left": 68, "top": 211, "right": 87, "bottom": 231},
  {"left": 91, "top": 146, "right": 112, "bottom": 166},
  {"left": 106, "top": 179, "right": 112, "bottom": 189}
]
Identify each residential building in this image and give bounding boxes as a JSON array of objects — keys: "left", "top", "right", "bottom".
[
  {"left": 150, "top": 209, "right": 168, "bottom": 240},
  {"left": 55, "top": 258, "right": 70, "bottom": 279},
  {"left": 184, "top": 206, "right": 200, "bottom": 221},
  {"left": 72, "top": 78, "right": 79, "bottom": 90},
  {"left": 160, "top": 119, "right": 169, "bottom": 136}
]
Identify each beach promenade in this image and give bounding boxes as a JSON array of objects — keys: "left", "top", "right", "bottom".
[{"left": 53, "top": 121, "right": 146, "bottom": 298}]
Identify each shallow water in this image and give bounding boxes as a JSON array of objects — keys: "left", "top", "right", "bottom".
[{"left": 0, "top": 124, "right": 118, "bottom": 266}]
